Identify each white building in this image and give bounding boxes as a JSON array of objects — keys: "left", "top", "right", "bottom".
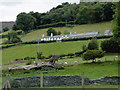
[
  {"left": 41, "top": 32, "right": 101, "bottom": 41},
  {"left": 104, "top": 30, "right": 113, "bottom": 36}
]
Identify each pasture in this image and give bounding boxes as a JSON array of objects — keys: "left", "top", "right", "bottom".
[
  {"left": 21, "top": 21, "right": 112, "bottom": 42},
  {"left": 2, "top": 39, "right": 107, "bottom": 64}
]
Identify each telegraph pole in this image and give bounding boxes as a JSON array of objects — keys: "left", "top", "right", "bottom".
[{"left": 38, "top": 35, "right": 39, "bottom": 54}]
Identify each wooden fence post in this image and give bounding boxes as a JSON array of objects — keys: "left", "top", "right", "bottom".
[
  {"left": 81, "top": 72, "right": 84, "bottom": 90},
  {"left": 40, "top": 73, "right": 43, "bottom": 88},
  {"left": 2, "top": 74, "right": 11, "bottom": 90}
]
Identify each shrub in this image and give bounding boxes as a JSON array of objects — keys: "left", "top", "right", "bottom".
[
  {"left": 16, "top": 30, "right": 24, "bottom": 35},
  {"left": 57, "top": 31, "right": 61, "bottom": 35},
  {"left": 82, "top": 50, "right": 105, "bottom": 62},
  {"left": 47, "top": 27, "right": 57, "bottom": 36},
  {"left": 88, "top": 38, "right": 98, "bottom": 50},
  {"left": 3, "top": 27, "right": 9, "bottom": 32},
  {"left": 101, "top": 38, "right": 120, "bottom": 53},
  {"left": 7, "top": 31, "right": 22, "bottom": 43},
  {"left": 67, "top": 53, "right": 74, "bottom": 58}
]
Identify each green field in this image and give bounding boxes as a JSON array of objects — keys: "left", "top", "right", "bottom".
[
  {"left": 2, "top": 39, "right": 107, "bottom": 64},
  {"left": 21, "top": 21, "right": 112, "bottom": 42},
  {"left": 1, "top": 21, "right": 112, "bottom": 43},
  {"left": 2, "top": 61, "right": 118, "bottom": 80}
]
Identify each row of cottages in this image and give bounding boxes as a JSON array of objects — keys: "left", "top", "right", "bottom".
[{"left": 41, "top": 32, "right": 101, "bottom": 41}]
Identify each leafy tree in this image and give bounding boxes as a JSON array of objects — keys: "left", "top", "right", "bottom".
[
  {"left": 12, "top": 24, "right": 19, "bottom": 31},
  {"left": 64, "top": 30, "right": 70, "bottom": 35},
  {"left": 101, "top": 38, "right": 120, "bottom": 53},
  {"left": 75, "top": 6, "right": 89, "bottom": 24},
  {"left": 88, "top": 38, "right": 98, "bottom": 50},
  {"left": 7, "top": 31, "right": 22, "bottom": 43},
  {"left": 113, "top": 2, "right": 120, "bottom": 39},
  {"left": 82, "top": 50, "right": 105, "bottom": 62},
  {"left": 16, "top": 12, "right": 36, "bottom": 32},
  {"left": 3, "top": 27, "right": 9, "bottom": 32},
  {"left": 57, "top": 31, "right": 61, "bottom": 35},
  {"left": 47, "top": 28, "right": 57, "bottom": 36}
]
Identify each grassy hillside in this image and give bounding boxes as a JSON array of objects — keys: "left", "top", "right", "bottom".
[
  {"left": 21, "top": 21, "right": 112, "bottom": 42},
  {"left": 2, "top": 39, "right": 107, "bottom": 64},
  {"left": 3, "top": 61, "right": 118, "bottom": 80}
]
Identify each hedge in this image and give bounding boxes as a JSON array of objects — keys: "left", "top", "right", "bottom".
[
  {"left": 62, "top": 35, "right": 113, "bottom": 42},
  {"left": 22, "top": 40, "right": 56, "bottom": 44},
  {"left": 37, "top": 21, "right": 75, "bottom": 29}
]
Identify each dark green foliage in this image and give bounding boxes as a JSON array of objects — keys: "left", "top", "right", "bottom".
[
  {"left": 12, "top": 24, "right": 19, "bottom": 31},
  {"left": 7, "top": 31, "right": 22, "bottom": 43},
  {"left": 82, "top": 50, "right": 105, "bottom": 61},
  {"left": 88, "top": 38, "right": 98, "bottom": 50},
  {"left": 101, "top": 38, "right": 120, "bottom": 53},
  {"left": 15, "top": 2, "right": 114, "bottom": 32},
  {"left": 82, "top": 44, "right": 87, "bottom": 51},
  {"left": 57, "top": 31, "right": 61, "bottom": 35},
  {"left": 62, "top": 35, "right": 112, "bottom": 42},
  {"left": 113, "top": 2, "right": 120, "bottom": 39},
  {"left": 64, "top": 30, "right": 70, "bottom": 35},
  {"left": 47, "top": 28, "right": 57, "bottom": 36},
  {"left": 67, "top": 53, "right": 74, "bottom": 58},
  {"left": 16, "top": 30, "right": 24, "bottom": 35},
  {"left": 16, "top": 12, "right": 36, "bottom": 32},
  {"left": 3, "top": 27, "right": 9, "bottom": 32}
]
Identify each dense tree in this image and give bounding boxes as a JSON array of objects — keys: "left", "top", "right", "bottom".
[
  {"left": 3, "top": 27, "right": 9, "bottom": 32},
  {"left": 47, "top": 28, "right": 57, "bottom": 36},
  {"left": 75, "top": 6, "right": 89, "bottom": 24},
  {"left": 88, "top": 38, "right": 98, "bottom": 50},
  {"left": 15, "top": 2, "right": 115, "bottom": 31},
  {"left": 7, "top": 31, "right": 22, "bottom": 43},
  {"left": 82, "top": 50, "right": 105, "bottom": 62},
  {"left": 16, "top": 12, "right": 36, "bottom": 32},
  {"left": 113, "top": 2, "right": 120, "bottom": 39}
]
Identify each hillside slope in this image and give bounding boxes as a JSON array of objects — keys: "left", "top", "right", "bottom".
[{"left": 21, "top": 21, "right": 113, "bottom": 42}]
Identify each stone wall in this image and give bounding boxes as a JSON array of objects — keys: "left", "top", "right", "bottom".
[{"left": 11, "top": 76, "right": 120, "bottom": 88}]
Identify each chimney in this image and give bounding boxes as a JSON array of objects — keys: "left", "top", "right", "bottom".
[
  {"left": 51, "top": 33, "right": 53, "bottom": 37},
  {"left": 42, "top": 34, "right": 44, "bottom": 37}
]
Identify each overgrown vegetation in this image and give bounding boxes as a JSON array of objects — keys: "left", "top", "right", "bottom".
[{"left": 13, "top": 2, "right": 115, "bottom": 32}]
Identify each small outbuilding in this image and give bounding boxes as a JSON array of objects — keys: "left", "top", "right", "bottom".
[{"left": 104, "top": 30, "right": 113, "bottom": 36}]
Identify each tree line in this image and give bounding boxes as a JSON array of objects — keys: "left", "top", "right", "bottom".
[{"left": 13, "top": 2, "right": 115, "bottom": 32}]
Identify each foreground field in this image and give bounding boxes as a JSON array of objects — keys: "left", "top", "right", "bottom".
[
  {"left": 2, "top": 61, "right": 118, "bottom": 80},
  {"left": 21, "top": 21, "right": 112, "bottom": 42},
  {"left": 2, "top": 39, "right": 108, "bottom": 64}
]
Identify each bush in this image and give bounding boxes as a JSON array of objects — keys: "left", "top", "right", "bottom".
[
  {"left": 16, "top": 30, "right": 24, "bottom": 35},
  {"left": 88, "top": 38, "right": 98, "bottom": 50},
  {"left": 67, "top": 53, "right": 74, "bottom": 58},
  {"left": 75, "top": 51, "right": 86, "bottom": 57},
  {"left": 82, "top": 50, "right": 105, "bottom": 62},
  {"left": 62, "top": 35, "right": 112, "bottom": 42},
  {"left": 37, "top": 22, "right": 66, "bottom": 29},
  {"left": 7, "top": 31, "right": 22, "bottom": 43},
  {"left": 47, "top": 27, "right": 57, "bottom": 36},
  {"left": 3, "top": 27, "right": 9, "bottom": 32},
  {"left": 101, "top": 38, "right": 120, "bottom": 53}
]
